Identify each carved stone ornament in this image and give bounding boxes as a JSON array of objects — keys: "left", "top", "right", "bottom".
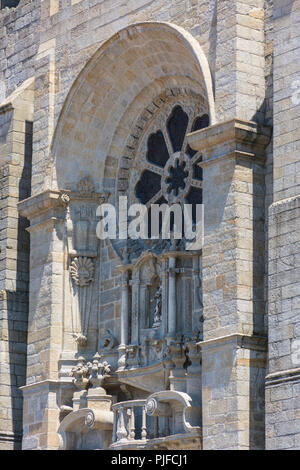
[
  {"left": 70, "top": 357, "right": 90, "bottom": 391},
  {"left": 87, "top": 353, "right": 112, "bottom": 390},
  {"left": 0, "top": 289, "right": 7, "bottom": 301},
  {"left": 152, "top": 285, "right": 162, "bottom": 328},
  {"left": 85, "top": 411, "right": 95, "bottom": 428},
  {"left": 70, "top": 354, "right": 112, "bottom": 392},
  {"left": 70, "top": 256, "right": 94, "bottom": 287},
  {"left": 73, "top": 333, "right": 88, "bottom": 348},
  {"left": 76, "top": 176, "right": 95, "bottom": 194},
  {"left": 99, "top": 329, "right": 118, "bottom": 350},
  {"left": 60, "top": 192, "right": 70, "bottom": 205}
]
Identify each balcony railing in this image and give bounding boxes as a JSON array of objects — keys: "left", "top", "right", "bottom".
[
  {"left": 111, "top": 399, "right": 148, "bottom": 449},
  {"left": 110, "top": 391, "right": 202, "bottom": 450}
]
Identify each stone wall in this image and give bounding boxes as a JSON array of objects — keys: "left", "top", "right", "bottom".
[
  {"left": 266, "top": 0, "right": 300, "bottom": 450},
  {"left": 0, "top": 80, "right": 33, "bottom": 449},
  {"left": 3, "top": 0, "right": 300, "bottom": 451}
]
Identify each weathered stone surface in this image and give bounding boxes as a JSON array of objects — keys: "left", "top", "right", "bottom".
[{"left": 0, "top": 0, "right": 300, "bottom": 451}]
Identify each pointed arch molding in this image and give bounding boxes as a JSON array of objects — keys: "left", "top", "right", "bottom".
[{"left": 50, "top": 22, "right": 216, "bottom": 193}]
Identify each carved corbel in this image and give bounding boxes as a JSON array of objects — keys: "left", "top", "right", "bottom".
[
  {"left": 145, "top": 390, "right": 201, "bottom": 436},
  {"left": 126, "top": 344, "right": 140, "bottom": 369}
]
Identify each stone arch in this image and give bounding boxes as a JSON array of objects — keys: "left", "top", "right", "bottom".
[{"left": 49, "top": 22, "right": 216, "bottom": 193}]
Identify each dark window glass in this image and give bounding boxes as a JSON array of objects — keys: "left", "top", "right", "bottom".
[
  {"left": 135, "top": 170, "right": 161, "bottom": 204},
  {"left": 192, "top": 114, "right": 209, "bottom": 131},
  {"left": 1, "top": 0, "right": 19, "bottom": 8},
  {"left": 193, "top": 161, "right": 203, "bottom": 181},
  {"left": 146, "top": 130, "right": 169, "bottom": 168},
  {"left": 167, "top": 106, "right": 189, "bottom": 152},
  {"left": 186, "top": 113, "right": 210, "bottom": 158},
  {"left": 185, "top": 187, "right": 203, "bottom": 222}
]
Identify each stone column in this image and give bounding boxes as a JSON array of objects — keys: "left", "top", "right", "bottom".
[
  {"left": 118, "top": 270, "right": 129, "bottom": 371},
  {"left": 168, "top": 256, "right": 177, "bottom": 336},
  {"left": 188, "top": 118, "right": 271, "bottom": 450},
  {"left": 18, "top": 190, "right": 73, "bottom": 449}
]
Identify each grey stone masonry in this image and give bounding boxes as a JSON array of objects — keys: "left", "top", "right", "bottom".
[
  {"left": 266, "top": 195, "right": 300, "bottom": 449},
  {"left": 265, "top": 0, "right": 300, "bottom": 451},
  {"left": 0, "top": 79, "right": 33, "bottom": 449},
  {"left": 188, "top": 119, "right": 271, "bottom": 449}
]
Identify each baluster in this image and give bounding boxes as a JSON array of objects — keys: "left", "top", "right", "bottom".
[
  {"left": 155, "top": 416, "right": 159, "bottom": 438},
  {"left": 141, "top": 406, "right": 147, "bottom": 440},
  {"left": 116, "top": 407, "right": 128, "bottom": 441},
  {"left": 167, "top": 416, "right": 171, "bottom": 436},
  {"left": 129, "top": 406, "right": 135, "bottom": 440},
  {"left": 112, "top": 409, "right": 117, "bottom": 443},
  {"left": 126, "top": 408, "right": 131, "bottom": 440}
]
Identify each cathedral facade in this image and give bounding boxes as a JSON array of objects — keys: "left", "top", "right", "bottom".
[{"left": 0, "top": 0, "right": 300, "bottom": 450}]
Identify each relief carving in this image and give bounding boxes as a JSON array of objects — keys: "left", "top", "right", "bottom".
[
  {"left": 152, "top": 285, "right": 162, "bottom": 328},
  {"left": 99, "top": 329, "right": 118, "bottom": 350},
  {"left": 70, "top": 354, "right": 112, "bottom": 392},
  {"left": 69, "top": 256, "right": 95, "bottom": 347},
  {"left": 70, "top": 357, "right": 90, "bottom": 391},
  {"left": 70, "top": 256, "right": 94, "bottom": 287},
  {"left": 76, "top": 176, "right": 95, "bottom": 194}
]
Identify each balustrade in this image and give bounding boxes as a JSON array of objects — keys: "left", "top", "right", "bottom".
[
  {"left": 111, "top": 399, "right": 172, "bottom": 448},
  {"left": 111, "top": 400, "right": 148, "bottom": 446}
]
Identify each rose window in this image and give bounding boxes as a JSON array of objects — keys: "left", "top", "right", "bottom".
[{"left": 135, "top": 105, "right": 209, "bottom": 212}]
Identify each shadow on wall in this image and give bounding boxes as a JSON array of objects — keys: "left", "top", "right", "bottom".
[
  {"left": 208, "top": 0, "right": 218, "bottom": 97},
  {"left": 6, "top": 121, "right": 32, "bottom": 449}
]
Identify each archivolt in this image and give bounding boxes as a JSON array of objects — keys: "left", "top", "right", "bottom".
[{"left": 50, "top": 22, "right": 216, "bottom": 193}]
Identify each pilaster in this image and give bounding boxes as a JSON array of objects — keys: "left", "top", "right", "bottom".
[
  {"left": 188, "top": 118, "right": 271, "bottom": 449},
  {"left": 0, "top": 78, "right": 34, "bottom": 449},
  {"left": 18, "top": 190, "right": 69, "bottom": 449}
]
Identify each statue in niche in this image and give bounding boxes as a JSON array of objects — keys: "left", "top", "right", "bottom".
[{"left": 152, "top": 285, "right": 162, "bottom": 328}]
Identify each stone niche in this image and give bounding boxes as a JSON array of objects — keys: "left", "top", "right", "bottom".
[
  {"left": 61, "top": 177, "right": 109, "bottom": 355},
  {"left": 116, "top": 250, "right": 203, "bottom": 396}
]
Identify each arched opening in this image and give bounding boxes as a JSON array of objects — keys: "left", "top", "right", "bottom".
[{"left": 49, "top": 22, "right": 215, "bottom": 196}]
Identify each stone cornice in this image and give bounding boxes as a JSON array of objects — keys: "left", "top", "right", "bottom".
[
  {"left": 18, "top": 189, "right": 109, "bottom": 221},
  {"left": 20, "top": 379, "right": 72, "bottom": 394},
  {"left": 69, "top": 191, "right": 109, "bottom": 204},
  {"left": 18, "top": 190, "right": 70, "bottom": 220},
  {"left": 0, "top": 102, "right": 13, "bottom": 115},
  {"left": 187, "top": 118, "right": 272, "bottom": 161},
  {"left": 117, "top": 248, "right": 202, "bottom": 272},
  {"left": 265, "top": 367, "right": 300, "bottom": 386},
  {"left": 197, "top": 333, "right": 267, "bottom": 351},
  {"left": 269, "top": 193, "right": 300, "bottom": 216}
]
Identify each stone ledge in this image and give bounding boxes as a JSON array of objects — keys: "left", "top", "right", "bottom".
[
  {"left": 20, "top": 379, "right": 72, "bottom": 395},
  {"left": 265, "top": 367, "right": 300, "bottom": 387},
  {"left": 269, "top": 194, "right": 300, "bottom": 216},
  {"left": 197, "top": 333, "right": 267, "bottom": 351},
  {"left": 17, "top": 190, "right": 69, "bottom": 220},
  {"left": 0, "top": 431, "right": 22, "bottom": 442},
  {"left": 187, "top": 118, "right": 272, "bottom": 160},
  {"left": 0, "top": 102, "right": 13, "bottom": 115}
]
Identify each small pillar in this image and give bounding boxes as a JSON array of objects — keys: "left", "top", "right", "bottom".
[{"left": 118, "top": 270, "right": 129, "bottom": 370}]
